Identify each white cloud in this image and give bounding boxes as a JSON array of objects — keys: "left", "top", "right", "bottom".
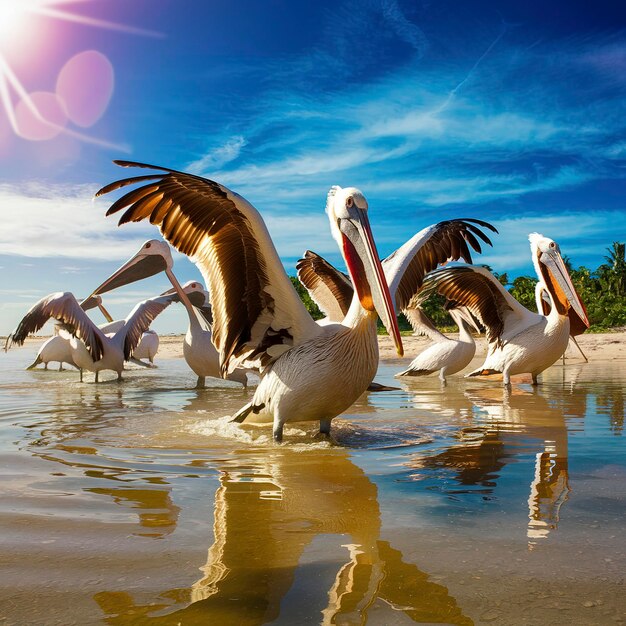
[{"left": 0, "top": 182, "right": 154, "bottom": 260}]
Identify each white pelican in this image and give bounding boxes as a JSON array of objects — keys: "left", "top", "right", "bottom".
[
  {"left": 25, "top": 294, "right": 113, "bottom": 371},
  {"left": 131, "top": 329, "right": 159, "bottom": 364},
  {"left": 97, "top": 162, "right": 410, "bottom": 441},
  {"left": 5, "top": 289, "right": 181, "bottom": 382},
  {"left": 396, "top": 306, "right": 479, "bottom": 382},
  {"left": 89, "top": 240, "right": 249, "bottom": 388},
  {"left": 97, "top": 162, "right": 497, "bottom": 440},
  {"left": 415, "top": 233, "right": 590, "bottom": 386}
]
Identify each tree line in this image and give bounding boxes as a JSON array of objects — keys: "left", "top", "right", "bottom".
[{"left": 290, "top": 242, "right": 626, "bottom": 333}]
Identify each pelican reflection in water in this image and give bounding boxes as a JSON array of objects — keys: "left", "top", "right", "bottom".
[
  {"left": 94, "top": 447, "right": 473, "bottom": 625},
  {"left": 405, "top": 381, "right": 578, "bottom": 548}
]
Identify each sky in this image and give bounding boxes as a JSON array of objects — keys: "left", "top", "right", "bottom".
[{"left": 0, "top": 0, "right": 625, "bottom": 334}]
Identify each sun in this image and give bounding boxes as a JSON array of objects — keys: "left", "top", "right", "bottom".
[
  {"left": 0, "top": 0, "right": 31, "bottom": 45},
  {"left": 0, "top": 0, "right": 159, "bottom": 146}
]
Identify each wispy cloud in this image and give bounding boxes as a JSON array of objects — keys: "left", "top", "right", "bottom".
[
  {"left": 187, "top": 135, "right": 247, "bottom": 174},
  {"left": 0, "top": 182, "right": 153, "bottom": 260}
]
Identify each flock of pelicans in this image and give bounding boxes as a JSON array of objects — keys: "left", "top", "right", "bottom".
[{"left": 5, "top": 161, "right": 590, "bottom": 441}]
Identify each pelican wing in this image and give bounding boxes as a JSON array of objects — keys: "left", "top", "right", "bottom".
[
  {"left": 4, "top": 292, "right": 104, "bottom": 360},
  {"left": 98, "top": 161, "right": 320, "bottom": 374},
  {"left": 416, "top": 266, "right": 537, "bottom": 347},
  {"left": 383, "top": 219, "right": 498, "bottom": 311},
  {"left": 402, "top": 307, "right": 446, "bottom": 341},
  {"left": 296, "top": 250, "right": 353, "bottom": 322},
  {"left": 118, "top": 295, "right": 175, "bottom": 360}
]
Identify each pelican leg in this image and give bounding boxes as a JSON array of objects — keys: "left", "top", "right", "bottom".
[
  {"left": 44, "top": 363, "right": 48, "bottom": 370},
  {"left": 439, "top": 367, "right": 448, "bottom": 386},
  {"left": 59, "top": 364, "right": 63, "bottom": 371},
  {"left": 319, "top": 418, "right": 332, "bottom": 436},
  {"left": 503, "top": 368, "right": 511, "bottom": 388},
  {"left": 117, "top": 371, "right": 123, "bottom": 382},
  {"left": 273, "top": 415, "right": 285, "bottom": 443},
  {"left": 95, "top": 371, "right": 99, "bottom": 384},
  {"left": 196, "top": 376, "right": 206, "bottom": 389},
  {"left": 571, "top": 336, "right": 588, "bottom": 362},
  {"left": 79, "top": 368, "right": 83, "bottom": 383},
  {"left": 532, "top": 373, "right": 539, "bottom": 386}
]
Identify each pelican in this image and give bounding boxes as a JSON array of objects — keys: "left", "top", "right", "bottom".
[
  {"left": 88, "top": 240, "right": 249, "bottom": 388},
  {"left": 23, "top": 294, "right": 114, "bottom": 371},
  {"left": 395, "top": 306, "right": 480, "bottom": 382},
  {"left": 415, "top": 233, "right": 590, "bottom": 386},
  {"left": 5, "top": 288, "right": 183, "bottom": 382},
  {"left": 97, "top": 162, "right": 497, "bottom": 440}
]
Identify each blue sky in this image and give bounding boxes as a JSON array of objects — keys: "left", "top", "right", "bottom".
[{"left": 0, "top": 0, "right": 625, "bottom": 333}]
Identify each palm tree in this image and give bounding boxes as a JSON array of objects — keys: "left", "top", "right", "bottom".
[{"left": 598, "top": 242, "right": 626, "bottom": 296}]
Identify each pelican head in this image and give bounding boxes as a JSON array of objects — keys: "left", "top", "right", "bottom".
[
  {"left": 529, "top": 233, "right": 589, "bottom": 327},
  {"left": 160, "top": 280, "right": 208, "bottom": 308},
  {"left": 326, "top": 186, "right": 403, "bottom": 355},
  {"left": 447, "top": 304, "right": 481, "bottom": 333},
  {"left": 88, "top": 239, "right": 173, "bottom": 297},
  {"left": 81, "top": 294, "right": 103, "bottom": 311}
]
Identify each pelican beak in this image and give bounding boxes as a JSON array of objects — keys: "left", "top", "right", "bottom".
[
  {"left": 540, "top": 250, "right": 590, "bottom": 328},
  {"left": 85, "top": 249, "right": 168, "bottom": 301},
  {"left": 341, "top": 210, "right": 403, "bottom": 356}
]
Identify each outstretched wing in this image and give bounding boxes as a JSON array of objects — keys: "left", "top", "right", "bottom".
[
  {"left": 296, "top": 250, "right": 353, "bottom": 322},
  {"left": 97, "top": 161, "right": 320, "bottom": 374},
  {"left": 384, "top": 219, "right": 498, "bottom": 311},
  {"left": 416, "top": 266, "right": 538, "bottom": 347},
  {"left": 117, "top": 295, "right": 175, "bottom": 360},
  {"left": 4, "top": 292, "right": 105, "bottom": 360}
]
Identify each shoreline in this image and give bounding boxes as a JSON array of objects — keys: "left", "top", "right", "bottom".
[{"left": 8, "top": 330, "right": 625, "bottom": 364}]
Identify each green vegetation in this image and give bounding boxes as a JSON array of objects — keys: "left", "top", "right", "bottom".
[{"left": 290, "top": 242, "right": 626, "bottom": 332}]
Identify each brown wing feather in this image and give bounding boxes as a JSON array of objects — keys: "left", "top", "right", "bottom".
[
  {"left": 416, "top": 267, "right": 511, "bottom": 347},
  {"left": 4, "top": 292, "right": 104, "bottom": 360},
  {"left": 296, "top": 250, "right": 354, "bottom": 321},
  {"left": 121, "top": 296, "right": 174, "bottom": 360},
  {"left": 386, "top": 219, "right": 498, "bottom": 311},
  {"left": 97, "top": 161, "right": 317, "bottom": 374}
]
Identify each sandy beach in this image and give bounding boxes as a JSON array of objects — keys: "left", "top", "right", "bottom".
[{"left": 12, "top": 328, "right": 626, "bottom": 366}]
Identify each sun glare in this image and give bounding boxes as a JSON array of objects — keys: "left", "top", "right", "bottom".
[
  {"left": 0, "top": 1, "right": 30, "bottom": 45},
  {"left": 0, "top": 0, "right": 158, "bottom": 148}
]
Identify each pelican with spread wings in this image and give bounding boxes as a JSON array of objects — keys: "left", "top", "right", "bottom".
[{"left": 415, "top": 233, "right": 589, "bottom": 386}]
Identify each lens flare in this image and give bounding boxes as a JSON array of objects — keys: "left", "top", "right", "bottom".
[{"left": 0, "top": 0, "right": 160, "bottom": 147}]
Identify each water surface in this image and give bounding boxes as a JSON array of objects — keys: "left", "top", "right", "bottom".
[{"left": 0, "top": 344, "right": 624, "bottom": 625}]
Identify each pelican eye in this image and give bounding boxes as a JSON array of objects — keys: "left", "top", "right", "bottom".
[
  {"left": 549, "top": 242, "right": 556, "bottom": 249},
  {"left": 346, "top": 196, "right": 354, "bottom": 208},
  {"left": 145, "top": 242, "right": 152, "bottom": 248}
]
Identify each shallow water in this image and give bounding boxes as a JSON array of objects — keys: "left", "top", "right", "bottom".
[{"left": 0, "top": 345, "right": 624, "bottom": 625}]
